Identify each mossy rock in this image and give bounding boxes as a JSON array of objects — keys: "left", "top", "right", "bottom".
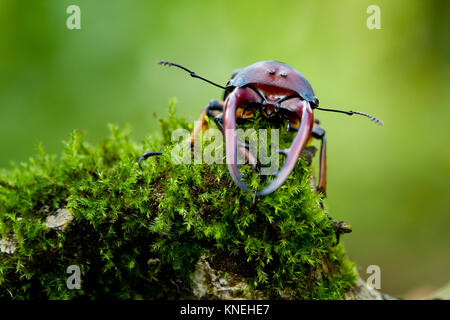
[{"left": 0, "top": 104, "right": 357, "bottom": 299}]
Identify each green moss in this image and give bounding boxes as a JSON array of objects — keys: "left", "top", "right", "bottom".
[{"left": 0, "top": 103, "right": 356, "bottom": 299}]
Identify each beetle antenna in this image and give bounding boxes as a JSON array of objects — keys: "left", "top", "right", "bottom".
[
  {"left": 158, "top": 61, "right": 227, "bottom": 90},
  {"left": 314, "top": 107, "right": 383, "bottom": 126}
]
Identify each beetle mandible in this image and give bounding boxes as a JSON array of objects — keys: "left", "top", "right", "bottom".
[{"left": 140, "top": 60, "right": 383, "bottom": 198}]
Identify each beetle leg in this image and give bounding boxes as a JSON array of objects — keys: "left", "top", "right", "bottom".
[
  {"left": 311, "top": 124, "right": 327, "bottom": 196},
  {"left": 191, "top": 99, "right": 259, "bottom": 173},
  {"left": 189, "top": 100, "right": 224, "bottom": 146},
  {"left": 310, "top": 124, "right": 352, "bottom": 244},
  {"left": 138, "top": 152, "right": 163, "bottom": 169},
  {"left": 332, "top": 221, "right": 352, "bottom": 245},
  {"left": 206, "top": 100, "right": 224, "bottom": 118},
  {"left": 213, "top": 113, "right": 224, "bottom": 132}
]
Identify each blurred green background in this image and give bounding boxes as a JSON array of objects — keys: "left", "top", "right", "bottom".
[{"left": 0, "top": 0, "right": 449, "bottom": 297}]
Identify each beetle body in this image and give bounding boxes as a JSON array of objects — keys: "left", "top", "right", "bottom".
[{"left": 149, "top": 60, "right": 382, "bottom": 197}]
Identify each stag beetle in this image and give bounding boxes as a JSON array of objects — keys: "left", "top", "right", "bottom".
[{"left": 140, "top": 60, "right": 383, "bottom": 198}]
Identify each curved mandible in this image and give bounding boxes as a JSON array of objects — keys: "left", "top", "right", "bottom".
[
  {"left": 223, "top": 87, "right": 262, "bottom": 193},
  {"left": 257, "top": 99, "right": 313, "bottom": 196}
]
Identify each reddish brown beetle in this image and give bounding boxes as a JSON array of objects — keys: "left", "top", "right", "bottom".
[{"left": 140, "top": 60, "right": 383, "bottom": 198}]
